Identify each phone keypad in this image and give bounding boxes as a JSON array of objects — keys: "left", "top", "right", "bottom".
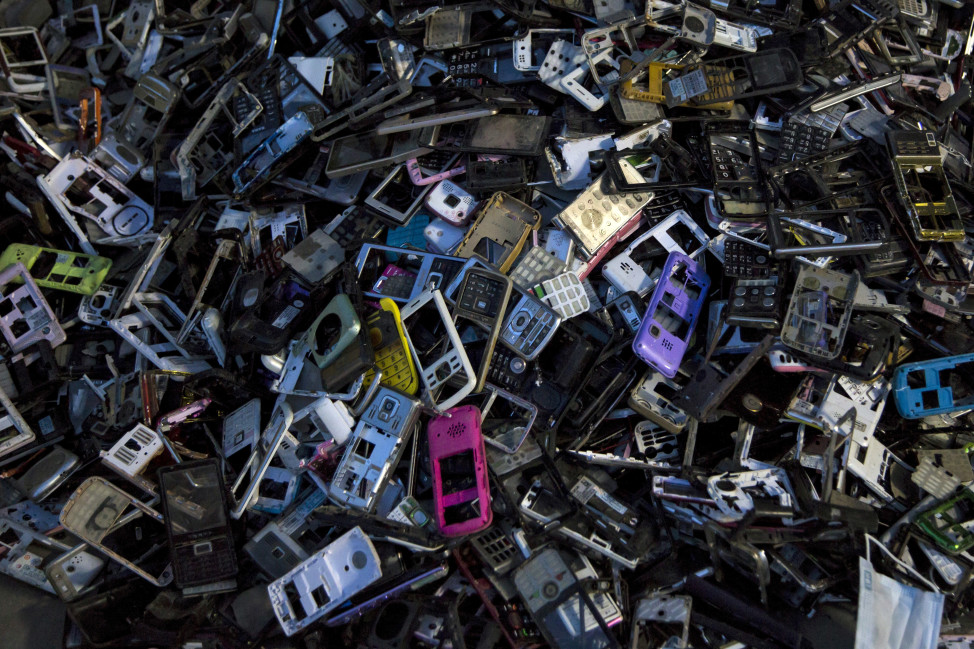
[
  {"left": 706, "top": 131, "right": 770, "bottom": 215},
  {"left": 776, "top": 106, "right": 845, "bottom": 163},
  {"left": 326, "top": 207, "right": 386, "bottom": 248},
  {"left": 428, "top": 258, "right": 465, "bottom": 291},
  {"left": 889, "top": 130, "right": 940, "bottom": 162},
  {"left": 710, "top": 145, "right": 755, "bottom": 182},
  {"left": 373, "top": 269, "right": 416, "bottom": 299},
  {"left": 501, "top": 295, "right": 558, "bottom": 357},
  {"left": 726, "top": 277, "right": 781, "bottom": 328},
  {"left": 724, "top": 239, "right": 772, "bottom": 278},
  {"left": 458, "top": 273, "right": 505, "bottom": 319},
  {"left": 532, "top": 272, "right": 589, "bottom": 319},
  {"left": 510, "top": 246, "right": 568, "bottom": 290},
  {"left": 487, "top": 346, "right": 529, "bottom": 392},
  {"left": 175, "top": 536, "right": 236, "bottom": 582},
  {"left": 237, "top": 71, "right": 281, "bottom": 152},
  {"left": 416, "top": 149, "right": 458, "bottom": 172},
  {"left": 447, "top": 50, "right": 484, "bottom": 88},
  {"left": 364, "top": 310, "right": 416, "bottom": 392},
  {"left": 559, "top": 174, "right": 651, "bottom": 255}
]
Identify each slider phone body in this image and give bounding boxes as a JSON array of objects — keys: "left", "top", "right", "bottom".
[
  {"left": 428, "top": 405, "right": 492, "bottom": 536},
  {"left": 454, "top": 268, "right": 512, "bottom": 392},
  {"left": 633, "top": 252, "right": 710, "bottom": 378},
  {"left": 158, "top": 459, "right": 238, "bottom": 594}
]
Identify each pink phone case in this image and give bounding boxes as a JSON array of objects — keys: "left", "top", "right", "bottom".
[
  {"left": 427, "top": 405, "right": 492, "bottom": 536},
  {"left": 406, "top": 158, "right": 466, "bottom": 186}
]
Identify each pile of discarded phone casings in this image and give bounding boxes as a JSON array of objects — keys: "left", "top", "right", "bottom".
[{"left": 3, "top": 0, "right": 974, "bottom": 648}]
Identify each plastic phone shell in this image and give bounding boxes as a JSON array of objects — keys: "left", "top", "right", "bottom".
[
  {"left": 363, "top": 298, "right": 419, "bottom": 394},
  {"left": 532, "top": 272, "right": 589, "bottom": 319},
  {"left": 633, "top": 252, "right": 710, "bottom": 378},
  {"left": 427, "top": 405, "right": 492, "bottom": 536},
  {"left": 425, "top": 179, "right": 478, "bottom": 226},
  {"left": 0, "top": 263, "right": 67, "bottom": 353},
  {"left": 556, "top": 167, "right": 652, "bottom": 258},
  {"left": 330, "top": 386, "right": 420, "bottom": 512},
  {"left": 0, "top": 380, "right": 35, "bottom": 460},
  {"left": 354, "top": 243, "right": 466, "bottom": 304},
  {"left": 59, "top": 477, "right": 173, "bottom": 586},
  {"left": 780, "top": 265, "right": 859, "bottom": 361},
  {"left": 629, "top": 370, "right": 689, "bottom": 433},
  {"left": 400, "top": 288, "right": 476, "bottom": 410},
  {"left": 267, "top": 526, "right": 382, "bottom": 636},
  {"left": 44, "top": 544, "right": 106, "bottom": 601},
  {"left": 455, "top": 268, "right": 513, "bottom": 392},
  {"left": 602, "top": 209, "right": 710, "bottom": 297},
  {"left": 454, "top": 192, "right": 541, "bottom": 273},
  {"left": 38, "top": 152, "right": 154, "bottom": 247},
  {"left": 894, "top": 353, "right": 974, "bottom": 419},
  {"left": 0, "top": 244, "right": 112, "bottom": 295},
  {"left": 499, "top": 286, "right": 562, "bottom": 360},
  {"left": 306, "top": 294, "right": 361, "bottom": 369}
]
